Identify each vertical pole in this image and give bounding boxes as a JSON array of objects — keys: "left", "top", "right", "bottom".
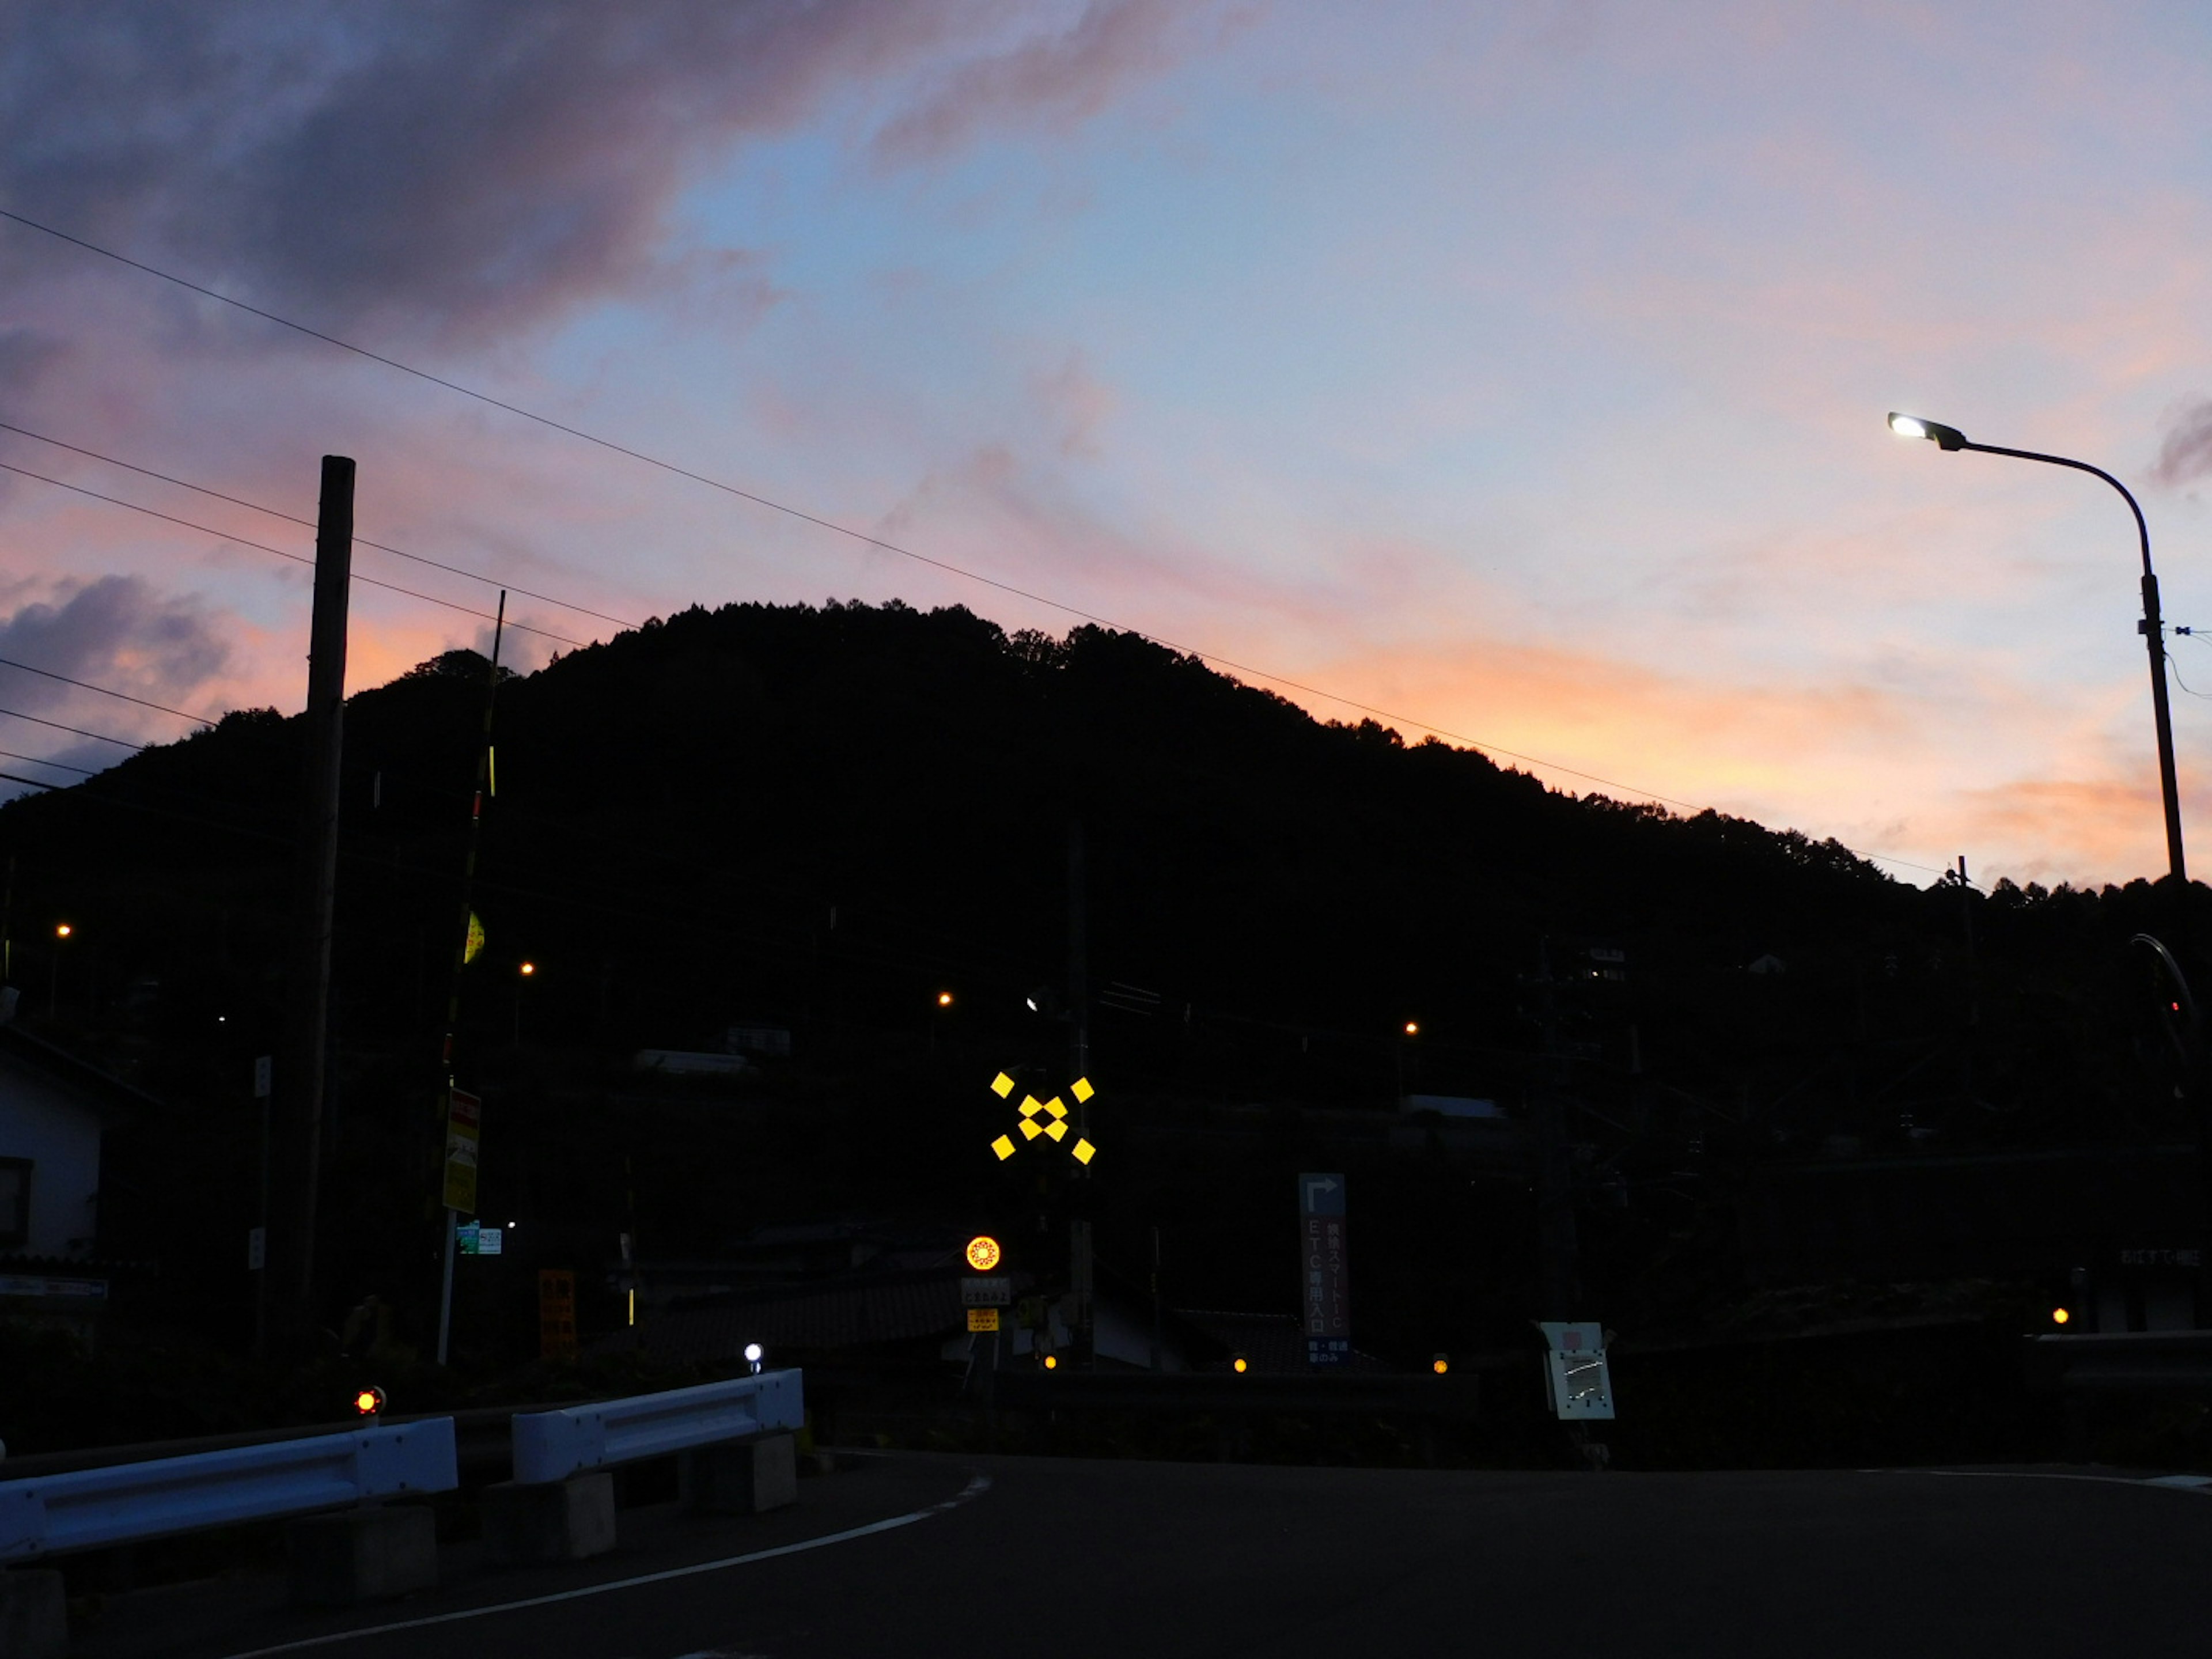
[
  {"left": 1532, "top": 941, "right": 1578, "bottom": 1320},
  {"left": 1067, "top": 816, "right": 1094, "bottom": 1362},
  {"left": 435, "top": 593, "right": 505, "bottom": 1369},
  {"left": 435, "top": 1205, "right": 457, "bottom": 1366},
  {"left": 2142, "top": 573, "right": 2189, "bottom": 885},
  {"left": 253, "top": 1054, "right": 272, "bottom": 1358},
  {"left": 276, "top": 455, "right": 353, "bottom": 1344},
  {"left": 1150, "top": 1225, "right": 1163, "bottom": 1372}
]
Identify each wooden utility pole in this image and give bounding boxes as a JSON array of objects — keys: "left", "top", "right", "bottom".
[
  {"left": 434, "top": 594, "right": 505, "bottom": 1367},
  {"left": 275, "top": 454, "right": 353, "bottom": 1344},
  {"left": 1067, "top": 816, "right": 1095, "bottom": 1362}
]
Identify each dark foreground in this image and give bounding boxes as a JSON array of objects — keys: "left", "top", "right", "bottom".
[{"left": 75, "top": 1453, "right": 2212, "bottom": 1659}]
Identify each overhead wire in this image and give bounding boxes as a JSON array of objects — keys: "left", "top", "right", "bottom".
[
  {"left": 0, "top": 419, "right": 639, "bottom": 632},
  {"left": 0, "top": 204, "right": 1717, "bottom": 815},
  {"left": 0, "top": 704, "right": 147, "bottom": 749},
  {"left": 0, "top": 749, "right": 96, "bottom": 776},
  {"left": 0, "top": 459, "right": 588, "bottom": 650},
  {"left": 0, "top": 207, "right": 1994, "bottom": 885}
]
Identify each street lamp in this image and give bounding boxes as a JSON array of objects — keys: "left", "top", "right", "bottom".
[
  {"left": 514, "top": 961, "right": 534, "bottom": 1047},
  {"left": 50, "top": 923, "right": 70, "bottom": 1018},
  {"left": 1889, "top": 412, "right": 2186, "bottom": 884}
]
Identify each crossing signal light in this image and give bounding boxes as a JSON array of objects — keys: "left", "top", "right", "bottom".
[
  {"left": 986, "top": 1071, "right": 1099, "bottom": 1165},
  {"left": 1233, "top": 1355, "right": 1248, "bottom": 1374},
  {"left": 2052, "top": 1307, "right": 2071, "bottom": 1325},
  {"left": 354, "top": 1386, "right": 386, "bottom": 1417}
]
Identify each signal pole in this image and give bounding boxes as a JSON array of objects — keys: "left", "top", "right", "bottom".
[
  {"left": 275, "top": 455, "right": 353, "bottom": 1344},
  {"left": 1068, "top": 816, "right": 1094, "bottom": 1362}
]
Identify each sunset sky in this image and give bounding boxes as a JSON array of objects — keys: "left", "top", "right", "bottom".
[{"left": 8, "top": 2, "right": 2212, "bottom": 888}]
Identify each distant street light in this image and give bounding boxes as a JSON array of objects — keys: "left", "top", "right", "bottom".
[
  {"left": 937, "top": 990, "right": 954, "bottom": 1007},
  {"left": 50, "top": 923, "right": 70, "bottom": 1018},
  {"left": 514, "top": 961, "right": 535, "bottom": 1047},
  {"left": 1889, "top": 411, "right": 2186, "bottom": 884}
]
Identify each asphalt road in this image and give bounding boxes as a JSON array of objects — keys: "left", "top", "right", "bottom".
[{"left": 78, "top": 1455, "right": 2212, "bottom": 1659}]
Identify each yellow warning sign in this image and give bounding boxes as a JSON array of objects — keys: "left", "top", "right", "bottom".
[{"left": 967, "top": 1308, "right": 1001, "bottom": 1332}]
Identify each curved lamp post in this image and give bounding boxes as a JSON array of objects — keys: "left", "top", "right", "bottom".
[{"left": 1889, "top": 412, "right": 2187, "bottom": 885}]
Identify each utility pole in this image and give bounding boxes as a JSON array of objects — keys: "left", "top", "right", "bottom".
[
  {"left": 434, "top": 594, "right": 505, "bottom": 1368},
  {"left": 1531, "top": 941, "right": 1579, "bottom": 1320},
  {"left": 1067, "top": 816, "right": 1094, "bottom": 1363},
  {"left": 275, "top": 455, "right": 353, "bottom": 1347}
]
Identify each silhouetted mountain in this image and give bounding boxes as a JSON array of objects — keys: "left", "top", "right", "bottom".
[{"left": 2, "top": 599, "right": 2202, "bottom": 1363}]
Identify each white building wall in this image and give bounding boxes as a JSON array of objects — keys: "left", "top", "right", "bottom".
[{"left": 0, "top": 1067, "right": 104, "bottom": 1257}]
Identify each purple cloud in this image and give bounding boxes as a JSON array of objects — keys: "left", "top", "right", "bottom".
[
  {"left": 0, "top": 575, "right": 229, "bottom": 726},
  {"left": 2152, "top": 397, "right": 2212, "bottom": 488},
  {"left": 870, "top": 0, "right": 1207, "bottom": 165},
  {"left": 0, "top": 2, "right": 1207, "bottom": 349}
]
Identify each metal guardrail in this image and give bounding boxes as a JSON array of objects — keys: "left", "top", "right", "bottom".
[
  {"left": 511, "top": 1369, "right": 804, "bottom": 1484},
  {"left": 0, "top": 1418, "right": 458, "bottom": 1562}
]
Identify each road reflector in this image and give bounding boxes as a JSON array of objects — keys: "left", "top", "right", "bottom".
[
  {"left": 991, "top": 1073, "right": 1016, "bottom": 1099},
  {"left": 968, "top": 1308, "right": 1001, "bottom": 1332},
  {"left": 1072, "top": 1077, "right": 1094, "bottom": 1103},
  {"left": 1072, "top": 1138, "right": 1096, "bottom": 1165},
  {"left": 1046, "top": 1097, "right": 1068, "bottom": 1120},
  {"left": 1020, "top": 1118, "right": 1044, "bottom": 1141},
  {"left": 1046, "top": 1119, "right": 1069, "bottom": 1142},
  {"left": 991, "top": 1134, "right": 1016, "bottom": 1160}
]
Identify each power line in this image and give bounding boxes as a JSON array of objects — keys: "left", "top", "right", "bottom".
[
  {"left": 0, "top": 205, "right": 1712, "bottom": 814},
  {"left": 0, "top": 647, "right": 214, "bottom": 724},
  {"left": 0, "top": 705, "right": 146, "bottom": 749},
  {"left": 0, "top": 419, "right": 638, "bottom": 632},
  {"left": 0, "top": 749, "right": 94, "bottom": 775},
  {"left": 0, "top": 459, "right": 587, "bottom": 649}
]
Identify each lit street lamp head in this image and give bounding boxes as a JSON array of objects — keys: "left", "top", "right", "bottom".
[{"left": 1888, "top": 411, "right": 1968, "bottom": 451}]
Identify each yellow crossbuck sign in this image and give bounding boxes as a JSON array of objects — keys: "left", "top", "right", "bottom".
[{"left": 988, "top": 1071, "right": 1097, "bottom": 1166}]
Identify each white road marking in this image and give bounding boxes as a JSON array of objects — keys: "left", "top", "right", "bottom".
[{"left": 215, "top": 1473, "right": 993, "bottom": 1659}]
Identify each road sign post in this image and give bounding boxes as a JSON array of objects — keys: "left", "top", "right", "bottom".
[
  {"left": 1300, "top": 1173, "right": 1351, "bottom": 1366},
  {"left": 1539, "top": 1321, "right": 1615, "bottom": 1420},
  {"left": 435, "top": 1087, "right": 482, "bottom": 1366}
]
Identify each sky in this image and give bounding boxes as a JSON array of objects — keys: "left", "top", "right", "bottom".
[{"left": 7, "top": 1, "right": 2212, "bottom": 888}]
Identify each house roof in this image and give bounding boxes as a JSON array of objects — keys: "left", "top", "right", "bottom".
[{"left": 0, "top": 1024, "right": 165, "bottom": 1127}]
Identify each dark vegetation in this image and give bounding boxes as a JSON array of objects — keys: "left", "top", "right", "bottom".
[{"left": 2, "top": 598, "right": 2206, "bottom": 1458}]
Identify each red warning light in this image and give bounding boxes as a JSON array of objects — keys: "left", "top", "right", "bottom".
[{"left": 354, "top": 1386, "right": 387, "bottom": 1416}]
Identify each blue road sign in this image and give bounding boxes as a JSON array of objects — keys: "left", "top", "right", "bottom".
[{"left": 1300, "top": 1172, "right": 1350, "bottom": 1364}]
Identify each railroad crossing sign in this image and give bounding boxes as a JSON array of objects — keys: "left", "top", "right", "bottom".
[{"left": 987, "top": 1071, "right": 1097, "bottom": 1165}]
